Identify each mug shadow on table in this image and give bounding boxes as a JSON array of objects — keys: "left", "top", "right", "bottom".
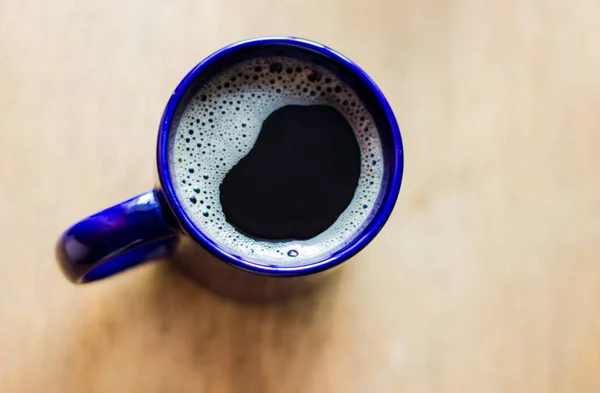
[
  {"left": 69, "top": 237, "right": 348, "bottom": 392},
  {"left": 170, "top": 236, "right": 343, "bottom": 304}
]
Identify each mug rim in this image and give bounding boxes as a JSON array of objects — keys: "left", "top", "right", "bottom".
[{"left": 157, "top": 36, "right": 403, "bottom": 276}]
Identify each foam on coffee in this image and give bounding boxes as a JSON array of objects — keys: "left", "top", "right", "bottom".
[{"left": 168, "top": 56, "right": 384, "bottom": 266}]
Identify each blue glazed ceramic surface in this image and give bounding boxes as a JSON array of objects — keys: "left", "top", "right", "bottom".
[
  {"left": 56, "top": 37, "right": 403, "bottom": 283},
  {"left": 56, "top": 191, "right": 178, "bottom": 283}
]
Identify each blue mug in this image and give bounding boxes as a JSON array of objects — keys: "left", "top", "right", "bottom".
[{"left": 56, "top": 37, "right": 404, "bottom": 284}]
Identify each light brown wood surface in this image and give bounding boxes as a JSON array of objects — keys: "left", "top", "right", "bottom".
[{"left": 1, "top": 0, "right": 599, "bottom": 392}]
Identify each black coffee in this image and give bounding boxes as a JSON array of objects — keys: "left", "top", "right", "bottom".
[
  {"left": 169, "top": 56, "right": 383, "bottom": 265},
  {"left": 220, "top": 105, "right": 360, "bottom": 240}
]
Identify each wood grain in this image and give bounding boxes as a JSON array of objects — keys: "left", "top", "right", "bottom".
[{"left": 1, "top": 0, "right": 599, "bottom": 392}]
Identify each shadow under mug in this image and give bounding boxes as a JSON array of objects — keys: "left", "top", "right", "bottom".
[{"left": 56, "top": 37, "right": 404, "bottom": 284}]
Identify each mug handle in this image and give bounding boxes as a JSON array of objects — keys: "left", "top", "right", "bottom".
[{"left": 56, "top": 189, "right": 178, "bottom": 283}]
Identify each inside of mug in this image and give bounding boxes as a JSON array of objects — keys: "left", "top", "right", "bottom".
[{"left": 162, "top": 38, "right": 402, "bottom": 272}]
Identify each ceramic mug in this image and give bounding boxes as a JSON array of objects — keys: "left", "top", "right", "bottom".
[{"left": 56, "top": 37, "right": 404, "bottom": 284}]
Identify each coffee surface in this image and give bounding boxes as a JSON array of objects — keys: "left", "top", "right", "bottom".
[
  {"left": 220, "top": 104, "right": 360, "bottom": 240},
  {"left": 169, "top": 56, "right": 384, "bottom": 266}
]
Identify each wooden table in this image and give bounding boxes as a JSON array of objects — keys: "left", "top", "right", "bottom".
[{"left": 1, "top": 1, "right": 599, "bottom": 392}]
